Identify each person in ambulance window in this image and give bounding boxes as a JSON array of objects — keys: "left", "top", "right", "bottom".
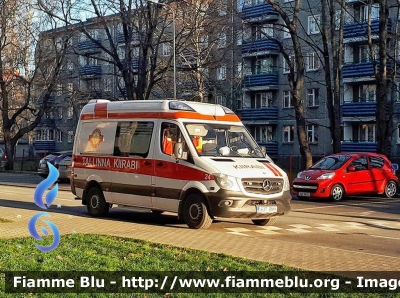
[
  {"left": 192, "top": 135, "right": 203, "bottom": 154},
  {"left": 161, "top": 123, "right": 179, "bottom": 156}
]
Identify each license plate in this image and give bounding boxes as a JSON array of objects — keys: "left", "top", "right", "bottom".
[
  {"left": 298, "top": 192, "right": 311, "bottom": 197},
  {"left": 40, "top": 164, "right": 47, "bottom": 168},
  {"left": 256, "top": 205, "right": 277, "bottom": 214}
]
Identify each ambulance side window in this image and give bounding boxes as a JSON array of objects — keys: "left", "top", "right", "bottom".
[
  {"left": 160, "top": 122, "right": 190, "bottom": 158},
  {"left": 114, "top": 121, "right": 154, "bottom": 157},
  {"left": 161, "top": 123, "right": 178, "bottom": 155}
]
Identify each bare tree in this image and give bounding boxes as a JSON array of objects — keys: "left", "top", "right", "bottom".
[
  {"left": 266, "top": 0, "right": 313, "bottom": 168},
  {"left": 374, "top": 0, "right": 391, "bottom": 155},
  {"left": 38, "top": 0, "right": 180, "bottom": 101},
  {"left": 0, "top": 0, "right": 67, "bottom": 170}
]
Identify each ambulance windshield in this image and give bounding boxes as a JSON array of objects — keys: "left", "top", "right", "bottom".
[{"left": 184, "top": 123, "right": 265, "bottom": 158}]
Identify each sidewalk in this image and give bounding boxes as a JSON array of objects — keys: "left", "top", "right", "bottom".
[{"left": 1, "top": 173, "right": 400, "bottom": 276}]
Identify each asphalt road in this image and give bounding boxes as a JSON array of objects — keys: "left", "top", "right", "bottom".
[{"left": 1, "top": 172, "right": 400, "bottom": 260}]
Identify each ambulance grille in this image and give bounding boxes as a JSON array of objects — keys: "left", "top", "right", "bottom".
[{"left": 241, "top": 178, "right": 283, "bottom": 195}]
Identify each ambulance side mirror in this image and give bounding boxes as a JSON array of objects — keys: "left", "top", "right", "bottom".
[
  {"left": 173, "top": 142, "right": 187, "bottom": 160},
  {"left": 260, "top": 146, "right": 267, "bottom": 157}
]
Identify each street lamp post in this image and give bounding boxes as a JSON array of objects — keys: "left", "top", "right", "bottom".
[{"left": 148, "top": 0, "right": 176, "bottom": 99}]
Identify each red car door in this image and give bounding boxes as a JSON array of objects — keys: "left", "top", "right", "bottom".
[
  {"left": 368, "top": 155, "right": 389, "bottom": 193},
  {"left": 343, "top": 156, "right": 373, "bottom": 194}
]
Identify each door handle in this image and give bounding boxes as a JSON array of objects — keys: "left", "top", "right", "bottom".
[
  {"left": 143, "top": 161, "right": 151, "bottom": 166},
  {"left": 156, "top": 162, "right": 164, "bottom": 167}
]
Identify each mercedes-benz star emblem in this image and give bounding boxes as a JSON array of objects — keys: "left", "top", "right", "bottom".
[{"left": 262, "top": 179, "right": 272, "bottom": 191}]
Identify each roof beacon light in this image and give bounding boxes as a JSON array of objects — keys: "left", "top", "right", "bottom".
[
  {"left": 169, "top": 101, "right": 195, "bottom": 111},
  {"left": 221, "top": 106, "right": 235, "bottom": 114}
]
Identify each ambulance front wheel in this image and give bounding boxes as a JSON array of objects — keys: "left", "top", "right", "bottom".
[
  {"left": 86, "top": 186, "right": 109, "bottom": 217},
  {"left": 183, "top": 194, "right": 213, "bottom": 229},
  {"left": 251, "top": 217, "right": 277, "bottom": 226}
]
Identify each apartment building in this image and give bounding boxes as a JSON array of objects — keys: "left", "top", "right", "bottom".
[
  {"left": 236, "top": 0, "right": 400, "bottom": 167},
  {"left": 34, "top": 0, "right": 400, "bottom": 167}
]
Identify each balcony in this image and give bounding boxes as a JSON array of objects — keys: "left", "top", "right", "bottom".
[
  {"left": 241, "top": 39, "right": 279, "bottom": 56},
  {"left": 236, "top": 107, "right": 278, "bottom": 121},
  {"left": 240, "top": 3, "right": 279, "bottom": 22},
  {"left": 341, "top": 142, "right": 377, "bottom": 152},
  {"left": 344, "top": 19, "right": 392, "bottom": 41},
  {"left": 342, "top": 102, "right": 376, "bottom": 117},
  {"left": 258, "top": 142, "right": 278, "bottom": 155},
  {"left": 77, "top": 39, "right": 102, "bottom": 52},
  {"left": 342, "top": 62, "right": 375, "bottom": 78},
  {"left": 117, "top": 32, "right": 143, "bottom": 44},
  {"left": 37, "top": 118, "right": 55, "bottom": 127},
  {"left": 33, "top": 141, "right": 56, "bottom": 152},
  {"left": 243, "top": 73, "right": 279, "bottom": 90},
  {"left": 79, "top": 65, "right": 102, "bottom": 78}
]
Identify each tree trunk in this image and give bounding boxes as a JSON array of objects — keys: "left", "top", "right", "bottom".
[{"left": 375, "top": 0, "right": 390, "bottom": 155}]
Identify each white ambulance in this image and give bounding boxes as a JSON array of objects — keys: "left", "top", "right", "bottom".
[{"left": 71, "top": 99, "right": 291, "bottom": 229}]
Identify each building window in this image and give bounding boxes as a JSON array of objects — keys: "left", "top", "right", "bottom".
[
  {"left": 306, "top": 52, "right": 320, "bottom": 71},
  {"left": 283, "top": 125, "right": 294, "bottom": 142},
  {"left": 67, "top": 60, "right": 74, "bottom": 70},
  {"left": 254, "top": 92, "right": 273, "bottom": 108},
  {"left": 68, "top": 131, "right": 74, "bottom": 143},
  {"left": 308, "top": 15, "right": 320, "bottom": 34},
  {"left": 36, "top": 129, "right": 54, "bottom": 141},
  {"left": 67, "top": 83, "right": 73, "bottom": 93},
  {"left": 216, "top": 95, "right": 226, "bottom": 106},
  {"left": 67, "top": 106, "right": 73, "bottom": 119},
  {"left": 397, "top": 123, "right": 400, "bottom": 143},
  {"left": 358, "top": 123, "right": 376, "bottom": 142},
  {"left": 236, "top": 62, "right": 242, "bottom": 78},
  {"left": 104, "top": 78, "right": 112, "bottom": 92},
  {"left": 200, "top": 35, "right": 208, "bottom": 48},
  {"left": 256, "top": 58, "right": 274, "bottom": 74},
  {"left": 282, "top": 56, "right": 294, "bottom": 73},
  {"left": 307, "top": 125, "right": 318, "bottom": 143},
  {"left": 359, "top": 44, "right": 378, "bottom": 62},
  {"left": 79, "top": 55, "right": 98, "bottom": 66},
  {"left": 283, "top": 91, "right": 292, "bottom": 108},
  {"left": 57, "top": 84, "right": 62, "bottom": 96},
  {"left": 254, "top": 126, "right": 273, "bottom": 142},
  {"left": 334, "top": 10, "right": 341, "bottom": 30},
  {"left": 217, "top": 66, "right": 226, "bottom": 80},
  {"left": 56, "top": 131, "right": 63, "bottom": 143},
  {"left": 218, "top": 33, "right": 226, "bottom": 49},
  {"left": 162, "top": 43, "right": 171, "bottom": 56},
  {"left": 255, "top": 24, "right": 273, "bottom": 39},
  {"left": 58, "top": 107, "right": 63, "bottom": 119},
  {"left": 359, "top": 84, "right": 376, "bottom": 102},
  {"left": 307, "top": 88, "right": 319, "bottom": 106},
  {"left": 283, "top": 25, "right": 291, "bottom": 39},
  {"left": 359, "top": 4, "right": 379, "bottom": 22}
]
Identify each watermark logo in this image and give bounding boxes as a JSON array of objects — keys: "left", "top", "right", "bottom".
[{"left": 28, "top": 162, "right": 60, "bottom": 252}]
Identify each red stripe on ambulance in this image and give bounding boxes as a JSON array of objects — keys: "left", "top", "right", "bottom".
[{"left": 73, "top": 155, "right": 214, "bottom": 181}]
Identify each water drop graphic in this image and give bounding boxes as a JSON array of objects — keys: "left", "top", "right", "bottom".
[
  {"left": 33, "top": 163, "right": 59, "bottom": 209},
  {"left": 28, "top": 212, "right": 60, "bottom": 253}
]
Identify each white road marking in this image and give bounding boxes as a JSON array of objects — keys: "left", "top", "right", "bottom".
[
  {"left": 315, "top": 224, "right": 340, "bottom": 232},
  {"left": 289, "top": 224, "right": 312, "bottom": 229},
  {"left": 342, "top": 222, "right": 368, "bottom": 229},
  {"left": 369, "top": 234, "right": 400, "bottom": 240},
  {"left": 255, "top": 230, "right": 280, "bottom": 235}
]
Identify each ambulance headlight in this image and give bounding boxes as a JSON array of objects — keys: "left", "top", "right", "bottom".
[
  {"left": 283, "top": 176, "right": 290, "bottom": 191},
  {"left": 213, "top": 174, "right": 241, "bottom": 191}
]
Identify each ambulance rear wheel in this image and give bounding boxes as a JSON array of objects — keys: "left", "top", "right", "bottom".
[
  {"left": 86, "top": 187, "right": 109, "bottom": 217},
  {"left": 252, "top": 217, "right": 277, "bottom": 226},
  {"left": 183, "top": 194, "right": 212, "bottom": 229}
]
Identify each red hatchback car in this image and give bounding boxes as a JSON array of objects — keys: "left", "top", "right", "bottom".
[{"left": 292, "top": 152, "right": 399, "bottom": 201}]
